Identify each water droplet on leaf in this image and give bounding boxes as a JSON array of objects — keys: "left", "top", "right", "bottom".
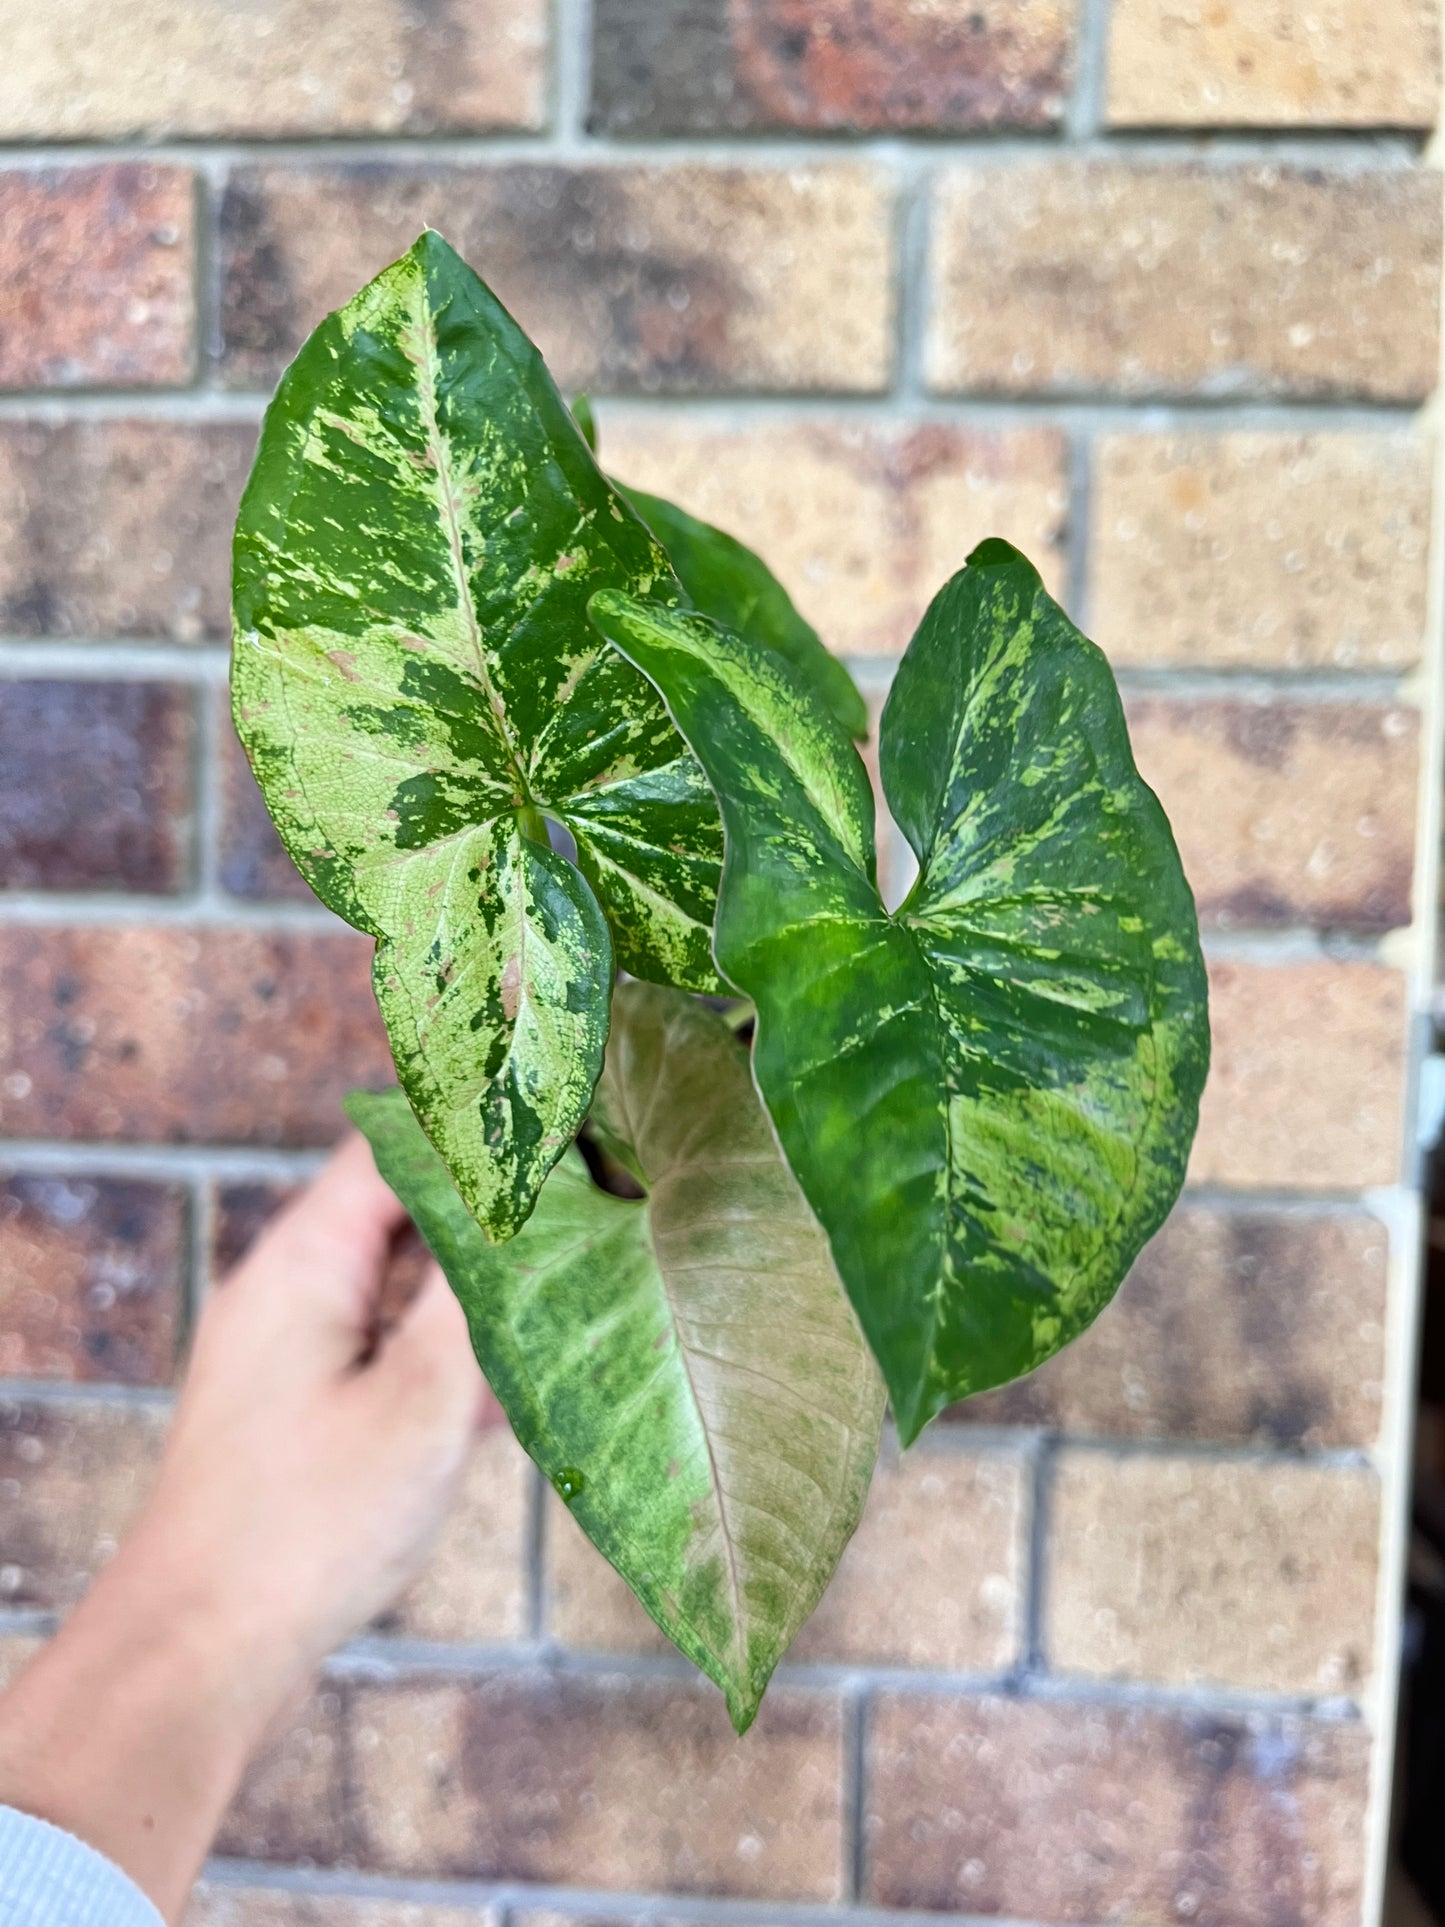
[{"left": 552, "top": 1467, "right": 586, "bottom": 1503}]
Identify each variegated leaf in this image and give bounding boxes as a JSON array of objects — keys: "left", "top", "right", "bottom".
[
  {"left": 348, "top": 981, "right": 885, "bottom": 1732},
  {"left": 590, "top": 541, "right": 1210, "bottom": 1443},
  {"left": 232, "top": 231, "right": 723, "bottom": 1241}
]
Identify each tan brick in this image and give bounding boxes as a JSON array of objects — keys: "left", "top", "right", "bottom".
[
  {"left": 1126, "top": 697, "right": 1418, "bottom": 932},
  {"left": 792, "top": 1442, "right": 1027, "bottom": 1668},
  {"left": 865, "top": 1692, "right": 1369, "bottom": 1923},
  {"left": 0, "top": 1174, "right": 184, "bottom": 1385},
  {"left": 0, "top": 165, "right": 194, "bottom": 389},
  {"left": 219, "top": 164, "right": 896, "bottom": 394},
  {"left": 1091, "top": 431, "right": 1433, "bottom": 670},
  {"left": 0, "top": 0, "right": 547, "bottom": 139},
  {"left": 385, "top": 1427, "right": 534, "bottom": 1645},
  {"left": 190, "top": 1888, "right": 496, "bottom": 1927},
  {"left": 1108, "top": 0, "right": 1440, "bottom": 128},
  {"left": 590, "top": 0, "right": 1075, "bottom": 133},
  {"left": 0, "top": 420, "right": 255, "bottom": 642},
  {"left": 928, "top": 161, "right": 1441, "bottom": 400},
  {"left": 0, "top": 926, "right": 391, "bottom": 1147},
  {"left": 0, "top": 1401, "right": 166, "bottom": 1610},
  {"left": 606, "top": 415, "right": 1067, "bottom": 658},
  {"left": 1192, "top": 961, "right": 1407, "bottom": 1190},
  {"left": 954, "top": 1206, "right": 1389, "bottom": 1448},
  {"left": 218, "top": 1682, "right": 351, "bottom": 1866},
  {"left": 349, "top": 1671, "right": 845, "bottom": 1897},
  {"left": 547, "top": 1439, "right": 1027, "bottom": 1672},
  {"left": 1046, "top": 1453, "right": 1380, "bottom": 1696}
]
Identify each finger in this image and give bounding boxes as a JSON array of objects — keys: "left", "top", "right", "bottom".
[
  {"left": 367, "top": 1262, "right": 486, "bottom": 1427},
  {"left": 230, "top": 1135, "right": 411, "bottom": 1358}
]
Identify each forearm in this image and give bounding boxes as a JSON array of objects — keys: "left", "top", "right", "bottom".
[{"left": 0, "top": 1524, "right": 287, "bottom": 1925}]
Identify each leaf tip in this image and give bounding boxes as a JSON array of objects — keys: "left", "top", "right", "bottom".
[{"left": 965, "top": 536, "right": 1035, "bottom": 577}]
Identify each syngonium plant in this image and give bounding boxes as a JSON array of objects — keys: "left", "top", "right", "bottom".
[{"left": 232, "top": 230, "right": 1210, "bottom": 1732}]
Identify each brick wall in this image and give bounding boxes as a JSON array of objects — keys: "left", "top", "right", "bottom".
[{"left": 0, "top": 4, "right": 1439, "bottom": 1924}]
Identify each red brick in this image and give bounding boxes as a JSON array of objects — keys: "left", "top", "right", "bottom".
[
  {"left": 0, "top": 420, "right": 255, "bottom": 642},
  {"left": 218, "top": 164, "right": 895, "bottom": 393},
  {"left": 0, "top": 165, "right": 194, "bottom": 389},
  {"left": 220, "top": 719, "right": 315, "bottom": 903},
  {"left": 210, "top": 1179, "right": 298, "bottom": 1282},
  {"left": 953, "top": 1205, "right": 1388, "bottom": 1448},
  {"left": 218, "top": 1682, "right": 352, "bottom": 1866},
  {"left": 589, "top": 0, "right": 1075, "bottom": 133},
  {"left": 348, "top": 1671, "right": 845, "bottom": 1897},
  {"left": 865, "top": 1693, "right": 1369, "bottom": 1924},
  {"left": 0, "top": 1174, "right": 184, "bottom": 1385},
  {"left": 1193, "top": 960, "right": 1407, "bottom": 1189},
  {"left": 0, "top": 681, "right": 195, "bottom": 892},
  {"left": 1126, "top": 697, "right": 1418, "bottom": 932},
  {"left": 0, "top": 1400, "right": 166, "bottom": 1610},
  {"left": 929, "top": 160, "right": 1442, "bottom": 401},
  {"left": 0, "top": 926, "right": 390, "bottom": 1146}
]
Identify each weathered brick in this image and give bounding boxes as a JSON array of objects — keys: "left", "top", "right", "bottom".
[
  {"left": 218, "top": 164, "right": 895, "bottom": 394},
  {"left": 211, "top": 1180, "right": 300, "bottom": 1283},
  {"left": 606, "top": 415, "right": 1067, "bottom": 658},
  {"left": 589, "top": 0, "right": 1074, "bottom": 134},
  {"left": 383, "top": 1427, "right": 534, "bottom": 1645},
  {"left": 865, "top": 1692, "right": 1369, "bottom": 1923},
  {"left": 0, "top": 1174, "right": 184, "bottom": 1385},
  {"left": 349, "top": 1672, "right": 845, "bottom": 1897},
  {"left": 0, "top": 0, "right": 547, "bottom": 139},
  {"left": 218, "top": 1682, "right": 351, "bottom": 1866},
  {"left": 0, "top": 165, "right": 194, "bottom": 389},
  {"left": 1126, "top": 697, "right": 1418, "bottom": 932},
  {"left": 220, "top": 718, "right": 314, "bottom": 903},
  {"left": 0, "top": 1401, "right": 165, "bottom": 1610},
  {"left": 0, "top": 420, "right": 255, "bottom": 643},
  {"left": 549, "top": 1439, "right": 1025, "bottom": 1671},
  {"left": 0, "top": 927, "right": 390, "bottom": 1146},
  {"left": 0, "top": 681, "right": 195, "bottom": 892},
  {"left": 1091, "top": 431, "right": 1434, "bottom": 670},
  {"left": 953, "top": 1206, "right": 1388, "bottom": 1448},
  {"left": 190, "top": 1891, "right": 496, "bottom": 1927},
  {"left": 1046, "top": 1454, "right": 1380, "bottom": 1696},
  {"left": 928, "top": 161, "right": 1441, "bottom": 400},
  {"left": 1108, "top": 0, "right": 1440, "bottom": 128},
  {"left": 1193, "top": 961, "right": 1406, "bottom": 1190}
]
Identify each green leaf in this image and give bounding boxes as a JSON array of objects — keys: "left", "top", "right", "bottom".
[
  {"left": 232, "top": 231, "right": 723, "bottom": 1242},
  {"left": 589, "top": 541, "right": 1210, "bottom": 1444},
  {"left": 348, "top": 981, "right": 884, "bottom": 1733},
  {"left": 621, "top": 484, "right": 871, "bottom": 741}
]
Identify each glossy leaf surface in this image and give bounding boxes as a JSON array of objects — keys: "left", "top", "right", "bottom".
[
  {"left": 232, "top": 231, "right": 722, "bottom": 1242},
  {"left": 591, "top": 542, "right": 1210, "bottom": 1443},
  {"left": 348, "top": 981, "right": 884, "bottom": 1731},
  {"left": 621, "top": 485, "right": 870, "bottom": 740}
]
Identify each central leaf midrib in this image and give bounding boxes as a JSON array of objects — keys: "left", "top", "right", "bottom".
[{"left": 409, "top": 268, "right": 531, "bottom": 814}]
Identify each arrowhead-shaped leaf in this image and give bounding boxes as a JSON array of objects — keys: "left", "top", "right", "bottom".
[
  {"left": 348, "top": 981, "right": 884, "bottom": 1732},
  {"left": 590, "top": 541, "right": 1210, "bottom": 1443},
  {"left": 232, "top": 231, "right": 723, "bottom": 1241},
  {"left": 620, "top": 485, "right": 870, "bottom": 741}
]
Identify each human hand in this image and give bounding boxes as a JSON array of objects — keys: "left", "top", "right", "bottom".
[{"left": 0, "top": 1133, "right": 490, "bottom": 1922}]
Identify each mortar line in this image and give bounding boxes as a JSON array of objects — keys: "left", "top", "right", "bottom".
[
  {"left": 525, "top": 1463, "right": 549, "bottom": 1642},
  {"left": 1066, "top": 0, "right": 1114, "bottom": 143},
  {"left": 0, "top": 391, "right": 1425, "bottom": 431},
  {"left": 891, "top": 150, "right": 931, "bottom": 406},
  {"left": 0, "top": 642, "right": 1420, "bottom": 706},
  {"left": 551, "top": 0, "right": 594, "bottom": 154},
  {"left": 843, "top": 1682, "right": 870, "bottom": 1903},
  {"left": 1022, "top": 1435, "right": 1056, "bottom": 1671},
  {"left": 1064, "top": 425, "right": 1092, "bottom": 627},
  {"left": 0, "top": 132, "right": 1426, "bottom": 167}
]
